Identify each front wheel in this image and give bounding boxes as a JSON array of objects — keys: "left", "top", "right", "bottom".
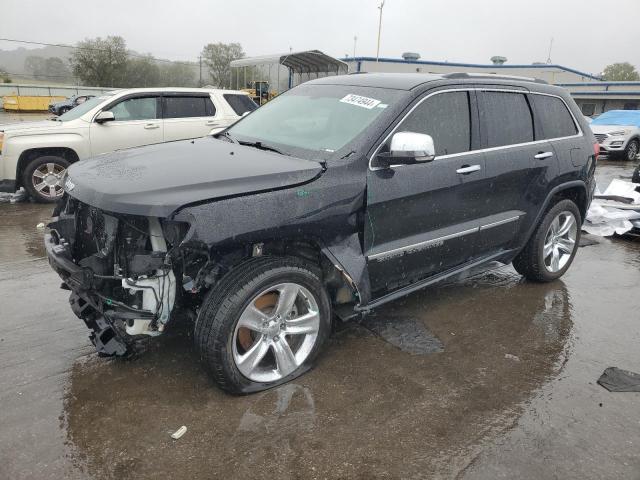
[
  {"left": 22, "top": 155, "right": 70, "bottom": 203},
  {"left": 624, "top": 139, "right": 639, "bottom": 161},
  {"left": 512, "top": 199, "right": 581, "bottom": 282},
  {"left": 195, "top": 256, "right": 331, "bottom": 394}
]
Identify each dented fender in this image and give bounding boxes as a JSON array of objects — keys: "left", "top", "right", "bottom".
[{"left": 170, "top": 162, "right": 373, "bottom": 304}]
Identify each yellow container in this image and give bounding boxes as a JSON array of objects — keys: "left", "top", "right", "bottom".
[{"left": 2, "top": 95, "right": 66, "bottom": 112}]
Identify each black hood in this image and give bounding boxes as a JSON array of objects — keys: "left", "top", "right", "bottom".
[{"left": 65, "top": 137, "right": 323, "bottom": 217}]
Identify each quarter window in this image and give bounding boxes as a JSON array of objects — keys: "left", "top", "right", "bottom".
[
  {"left": 480, "top": 92, "right": 534, "bottom": 148},
  {"left": 396, "top": 91, "right": 471, "bottom": 156},
  {"left": 163, "top": 96, "right": 215, "bottom": 119},
  {"left": 224, "top": 94, "right": 258, "bottom": 116},
  {"left": 532, "top": 95, "right": 578, "bottom": 139},
  {"left": 107, "top": 96, "right": 159, "bottom": 121}
]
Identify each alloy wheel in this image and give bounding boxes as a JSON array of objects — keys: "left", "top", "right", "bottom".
[
  {"left": 543, "top": 211, "right": 578, "bottom": 273},
  {"left": 232, "top": 282, "right": 320, "bottom": 383},
  {"left": 32, "top": 162, "right": 66, "bottom": 199},
  {"left": 627, "top": 141, "right": 639, "bottom": 161}
]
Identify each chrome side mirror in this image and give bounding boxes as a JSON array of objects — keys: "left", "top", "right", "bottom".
[
  {"left": 375, "top": 132, "right": 436, "bottom": 168},
  {"left": 95, "top": 111, "right": 115, "bottom": 124}
]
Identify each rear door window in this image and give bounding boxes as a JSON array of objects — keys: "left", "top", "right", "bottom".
[
  {"left": 396, "top": 91, "right": 471, "bottom": 156},
  {"left": 224, "top": 94, "right": 258, "bottom": 116},
  {"left": 163, "top": 96, "right": 215, "bottom": 119},
  {"left": 531, "top": 95, "right": 578, "bottom": 139},
  {"left": 480, "top": 92, "right": 534, "bottom": 147}
]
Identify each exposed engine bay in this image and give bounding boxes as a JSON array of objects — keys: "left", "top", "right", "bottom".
[{"left": 46, "top": 197, "right": 187, "bottom": 355}]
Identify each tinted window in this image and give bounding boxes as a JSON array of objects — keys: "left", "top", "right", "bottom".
[
  {"left": 532, "top": 95, "right": 578, "bottom": 139},
  {"left": 397, "top": 91, "right": 471, "bottom": 156},
  {"left": 107, "top": 96, "right": 159, "bottom": 121},
  {"left": 224, "top": 94, "right": 258, "bottom": 115},
  {"left": 164, "top": 96, "right": 214, "bottom": 118},
  {"left": 481, "top": 92, "right": 533, "bottom": 147}
]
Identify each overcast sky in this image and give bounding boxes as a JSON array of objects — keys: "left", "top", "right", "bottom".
[{"left": 2, "top": 0, "right": 638, "bottom": 75}]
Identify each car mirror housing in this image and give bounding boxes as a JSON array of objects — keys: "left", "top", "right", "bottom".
[
  {"left": 375, "top": 131, "right": 436, "bottom": 168},
  {"left": 95, "top": 111, "right": 115, "bottom": 124}
]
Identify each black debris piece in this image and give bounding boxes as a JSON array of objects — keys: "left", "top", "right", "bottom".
[
  {"left": 597, "top": 367, "right": 640, "bottom": 392},
  {"left": 360, "top": 315, "right": 444, "bottom": 355}
]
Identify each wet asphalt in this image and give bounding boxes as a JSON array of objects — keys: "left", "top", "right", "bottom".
[{"left": 1, "top": 150, "right": 639, "bottom": 478}]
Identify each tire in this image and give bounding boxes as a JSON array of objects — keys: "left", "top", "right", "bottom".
[
  {"left": 22, "top": 155, "right": 70, "bottom": 203},
  {"left": 195, "top": 256, "right": 332, "bottom": 394},
  {"left": 632, "top": 164, "right": 640, "bottom": 184},
  {"left": 624, "top": 139, "right": 639, "bottom": 162},
  {"left": 512, "top": 199, "right": 581, "bottom": 282}
]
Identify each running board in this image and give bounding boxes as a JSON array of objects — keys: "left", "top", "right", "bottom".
[{"left": 356, "top": 250, "right": 514, "bottom": 313}]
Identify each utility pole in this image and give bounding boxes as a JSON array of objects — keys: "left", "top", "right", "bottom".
[
  {"left": 376, "top": 1, "right": 385, "bottom": 62},
  {"left": 353, "top": 36, "right": 358, "bottom": 58},
  {"left": 199, "top": 55, "right": 203, "bottom": 87}
]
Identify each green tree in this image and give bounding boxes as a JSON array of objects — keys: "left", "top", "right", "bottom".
[
  {"left": 159, "top": 62, "right": 197, "bottom": 87},
  {"left": 123, "top": 55, "right": 161, "bottom": 87},
  {"left": 0, "top": 66, "right": 10, "bottom": 83},
  {"left": 70, "top": 36, "right": 128, "bottom": 87},
  {"left": 25, "top": 56, "right": 71, "bottom": 81},
  {"left": 201, "top": 42, "right": 244, "bottom": 88},
  {"left": 602, "top": 62, "right": 640, "bottom": 81}
]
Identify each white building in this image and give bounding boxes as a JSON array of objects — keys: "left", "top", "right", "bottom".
[{"left": 342, "top": 57, "right": 640, "bottom": 116}]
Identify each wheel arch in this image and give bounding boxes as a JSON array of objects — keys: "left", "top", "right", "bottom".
[
  {"left": 16, "top": 147, "right": 80, "bottom": 189},
  {"left": 519, "top": 181, "right": 588, "bottom": 251},
  {"left": 189, "top": 235, "right": 363, "bottom": 320}
]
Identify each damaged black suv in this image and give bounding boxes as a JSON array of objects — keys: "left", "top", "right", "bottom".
[{"left": 46, "top": 73, "right": 597, "bottom": 393}]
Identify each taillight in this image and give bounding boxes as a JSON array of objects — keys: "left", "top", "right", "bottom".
[{"left": 593, "top": 141, "right": 599, "bottom": 162}]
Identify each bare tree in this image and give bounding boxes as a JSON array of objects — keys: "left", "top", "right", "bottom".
[{"left": 201, "top": 42, "right": 244, "bottom": 88}]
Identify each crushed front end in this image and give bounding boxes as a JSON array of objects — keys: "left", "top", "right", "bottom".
[{"left": 45, "top": 196, "right": 179, "bottom": 355}]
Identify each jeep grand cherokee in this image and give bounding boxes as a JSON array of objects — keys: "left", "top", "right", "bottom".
[{"left": 46, "top": 73, "right": 597, "bottom": 394}]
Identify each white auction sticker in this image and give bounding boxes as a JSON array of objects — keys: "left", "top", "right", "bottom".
[{"left": 339, "top": 94, "right": 381, "bottom": 109}]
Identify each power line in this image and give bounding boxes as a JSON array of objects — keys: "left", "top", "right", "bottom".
[{"left": 0, "top": 37, "right": 198, "bottom": 67}]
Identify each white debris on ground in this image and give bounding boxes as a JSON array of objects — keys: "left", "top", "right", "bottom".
[
  {"left": 0, "top": 188, "right": 27, "bottom": 204},
  {"left": 583, "top": 179, "right": 640, "bottom": 237},
  {"left": 170, "top": 425, "right": 187, "bottom": 440}
]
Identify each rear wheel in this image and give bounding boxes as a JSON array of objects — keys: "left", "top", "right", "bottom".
[
  {"left": 195, "top": 256, "right": 331, "bottom": 394},
  {"left": 513, "top": 199, "right": 581, "bottom": 282},
  {"left": 632, "top": 163, "right": 640, "bottom": 183},
  {"left": 22, "top": 155, "right": 69, "bottom": 203}
]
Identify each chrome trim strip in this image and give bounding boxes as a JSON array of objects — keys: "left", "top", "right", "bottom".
[
  {"left": 369, "top": 88, "right": 583, "bottom": 171},
  {"left": 367, "top": 215, "right": 522, "bottom": 261},
  {"left": 368, "top": 227, "right": 478, "bottom": 261},
  {"left": 478, "top": 216, "right": 520, "bottom": 231}
]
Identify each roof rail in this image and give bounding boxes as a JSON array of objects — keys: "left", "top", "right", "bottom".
[{"left": 443, "top": 72, "right": 548, "bottom": 84}]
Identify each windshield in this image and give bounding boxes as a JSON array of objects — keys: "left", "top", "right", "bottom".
[
  {"left": 227, "top": 84, "right": 404, "bottom": 158},
  {"left": 57, "top": 93, "right": 115, "bottom": 121}
]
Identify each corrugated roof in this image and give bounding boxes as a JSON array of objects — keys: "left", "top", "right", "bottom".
[{"left": 230, "top": 50, "right": 348, "bottom": 74}]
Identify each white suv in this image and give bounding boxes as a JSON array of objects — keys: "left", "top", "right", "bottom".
[
  {"left": 0, "top": 87, "right": 257, "bottom": 202},
  {"left": 590, "top": 110, "right": 640, "bottom": 161}
]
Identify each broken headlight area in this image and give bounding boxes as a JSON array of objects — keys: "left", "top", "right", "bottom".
[{"left": 46, "top": 197, "right": 182, "bottom": 356}]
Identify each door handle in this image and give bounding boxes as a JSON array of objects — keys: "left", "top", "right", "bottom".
[
  {"left": 205, "top": 120, "right": 218, "bottom": 126},
  {"left": 534, "top": 151, "right": 554, "bottom": 159},
  {"left": 144, "top": 123, "right": 159, "bottom": 129},
  {"left": 456, "top": 164, "right": 481, "bottom": 174}
]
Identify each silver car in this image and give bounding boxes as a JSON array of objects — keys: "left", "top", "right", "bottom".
[{"left": 590, "top": 110, "right": 640, "bottom": 161}]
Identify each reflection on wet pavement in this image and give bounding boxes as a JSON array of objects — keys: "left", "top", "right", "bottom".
[
  {"left": 59, "top": 268, "right": 573, "bottom": 479},
  {"left": 0, "top": 203, "right": 53, "bottom": 262},
  {"left": 0, "top": 160, "right": 639, "bottom": 479}
]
